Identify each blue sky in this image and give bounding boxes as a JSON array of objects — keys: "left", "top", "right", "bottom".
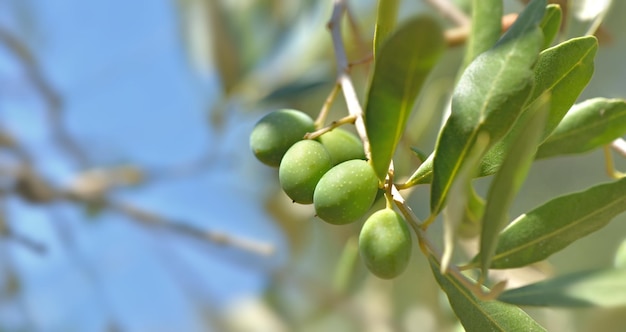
[{"left": 0, "top": 1, "right": 287, "bottom": 331}]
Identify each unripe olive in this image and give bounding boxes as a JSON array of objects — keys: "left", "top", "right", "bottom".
[
  {"left": 313, "top": 160, "right": 378, "bottom": 225},
  {"left": 359, "top": 209, "right": 412, "bottom": 279},
  {"left": 279, "top": 140, "right": 332, "bottom": 204},
  {"left": 318, "top": 128, "right": 365, "bottom": 165},
  {"left": 250, "top": 109, "right": 315, "bottom": 167}
]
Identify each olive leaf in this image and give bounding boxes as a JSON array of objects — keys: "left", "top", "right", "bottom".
[
  {"left": 463, "top": 0, "right": 503, "bottom": 67},
  {"left": 403, "top": 35, "right": 597, "bottom": 188},
  {"left": 539, "top": 4, "right": 562, "bottom": 49},
  {"left": 478, "top": 94, "right": 550, "bottom": 278},
  {"left": 430, "top": 0, "right": 546, "bottom": 214},
  {"left": 365, "top": 16, "right": 444, "bottom": 182},
  {"left": 536, "top": 98, "right": 626, "bottom": 158},
  {"left": 474, "top": 177, "right": 626, "bottom": 269},
  {"left": 480, "top": 35, "right": 597, "bottom": 175},
  {"left": 429, "top": 256, "right": 546, "bottom": 331},
  {"left": 373, "top": 0, "right": 400, "bottom": 57},
  {"left": 499, "top": 268, "right": 626, "bottom": 307}
]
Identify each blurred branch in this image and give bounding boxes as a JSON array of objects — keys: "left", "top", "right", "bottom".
[
  {"left": 107, "top": 200, "right": 275, "bottom": 256},
  {"left": 0, "top": 131, "right": 274, "bottom": 257},
  {"left": 0, "top": 207, "right": 47, "bottom": 255},
  {"left": 0, "top": 26, "right": 89, "bottom": 167}
]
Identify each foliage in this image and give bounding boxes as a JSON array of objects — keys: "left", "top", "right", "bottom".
[{"left": 246, "top": 0, "right": 626, "bottom": 330}]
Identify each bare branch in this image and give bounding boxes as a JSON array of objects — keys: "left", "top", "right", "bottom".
[
  {"left": 0, "top": 26, "right": 89, "bottom": 166},
  {"left": 3, "top": 157, "right": 274, "bottom": 257},
  {"left": 328, "top": 0, "right": 371, "bottom": 159},
  {"left": 107, "top": 200, "right": 275, "bottom": 256}
]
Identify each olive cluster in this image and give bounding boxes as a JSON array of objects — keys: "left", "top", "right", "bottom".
[{"left": 250, "top": 109, "right": 412, "bottom": 279}]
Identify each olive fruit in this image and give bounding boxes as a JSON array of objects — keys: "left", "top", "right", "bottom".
[
  {"left": 318, "top": 128, "right": 365, "bottom": 165},
  {"left": 359, "top": 209, "right": 412, "bottom": 279},
  {"left": 250, "top": 109, "right": 315, "bottom": 167},
  {"left": 279, "top": 140, "right": 332, "bottom": 204},
  {"left": 313, "top": 159, "right": 378, "bottom": 225}
]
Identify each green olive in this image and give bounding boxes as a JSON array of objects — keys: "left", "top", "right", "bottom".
[
  {"left": 318, "top": 128, "right": 365, "bottom": 165},
  {"left": 250, "top": 109, "right": 315, "bottom": 167},
  {"left": 313, "top": 160, "right": 378, "bottom": 225},
  {"left": 279, "top": 140, "right": 332, "bottom": 204},
  {"left": 359, "top": 208, "right": 412, "bottom": 279}
]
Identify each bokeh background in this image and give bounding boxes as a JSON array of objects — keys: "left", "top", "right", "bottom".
[{"left": 1, "top": 0, "right": 626, "bottom": 331}]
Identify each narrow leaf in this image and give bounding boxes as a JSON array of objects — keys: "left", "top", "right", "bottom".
[
  {"left": 536, "top": 98, "right": 626, "bottom": 159},
  {"left": 499, "top": 268, "right": 626, "bottom": 307},
  {"left": 373, "top": 0, "right": 400, "bottom": 57},
  {"left": 479, "top": 94, "right": 550, "bottom": 277},
  {"left": 479, "top": 35, "right": 598, "bottom": 176},
  {"left": 430, "top": 0, "right": 546, "bottom": 214},
  {"left": 480, "top": 177, "right": 626, "bottom": 269},
  {"left": 429, "top": 256, "right": 546, "bottom": 331},
  {"left": 442, "top": 134, "right": 490, "bottom": 273},
  {"left": 539, "top": 4, "right": 562, "bottom": 49},
  {"left": 530, "top": 36, "right": 598, "bottom": 135},
  {"left": 457, "top": 186, "right": 486, "bottom": 238},
  {"left": 366, "top": 16, "right": 445, "bottom": 182},
  {"left": 463, "top": 0, "right": 503, "bottom": 67},
  {"left": 614, "top": 239, "right": 626, "bottom": 269},
  {"left": 404, "top": 35, "right": 597, "bottom": 188}
]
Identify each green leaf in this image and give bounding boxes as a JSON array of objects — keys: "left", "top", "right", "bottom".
[
  {"left": 615, "top": 239, "right": 626, "bottom": 269},
  {"left": 539, "top": 4, "right": 562, "bottom": 49},
  {"left": 428, "top": 256, "right": 546, "bottom": 331},
  {"left": 463, "top": 0, "right": 503, "bottom": 67},
  {"left": 480, "top": 177, "right": 626, "bottom": 269},
  {"left": 478, "top": 94, "right": 549, "bottom": 277},
  {"left": 480, "top": 35, "right": 598, "bottom": 175},
  {"left": 430, "top": 0, "right": 546, "bottom": 214},
  {"left": 373, "top": 0, "right": 400, "bottom": 57},
  {"left": 365, "top": 16, "right": 445, "bottom": 182},
  {"left": 498, "top": 269, "right": 626, "bottom": 307},
  {"left": 442, "top": 134, "right": 490, "bottom": 273},
  {"left": 404, "top": 35, "right": 597, "bottom": 188},
  {"left": 457, "top": 186, "right": 486, "bottom": 238},
  {"left": 410, "top": 147, "right": 428, "bottom": 163},
  {"left": 530, "top": 36, "right": 598, "bottom": 135},
  {"left": 536, "top": 98, "right": 626, "bottom": 159}
]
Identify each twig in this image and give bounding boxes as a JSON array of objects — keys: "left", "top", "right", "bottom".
[
  {"left": 3, "top": 152, "right": 274, "bottom": 257},
  {"left": 328, "top": 0, "right": 371, "bottom": 159},
  {"left": 305, "top": 114, "right": 357, "bottom": 140},
  {"left": 105, "top": 200, "right": 275, "bottom": 256},
  {"left": 0, "top": 26, "right": 89, "bottom": 166},
  {"left": 314, "top": 83, "right": 341, "bottom": 128},
  {"left": 391, "top": 186, "right": 503, "bottom": 300},
  {"left": 0, "top": 214, "right": 47, "bottom": 254}
]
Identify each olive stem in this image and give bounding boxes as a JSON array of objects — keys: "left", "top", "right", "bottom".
[
  {"left": 604, "top": 145, "right": 626, "bottom": 179},
  {"left": 328, "top": 0, "right": 372, "bottom": 160},
  {"left": 314, "top": 83, "right": 341, "bottom": 129},
  {"left": 305, "top": 114, "right": 357, "bottom": 140},
  {"left": 392, "top": 185, "right": 502, "bottom": 300}
]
